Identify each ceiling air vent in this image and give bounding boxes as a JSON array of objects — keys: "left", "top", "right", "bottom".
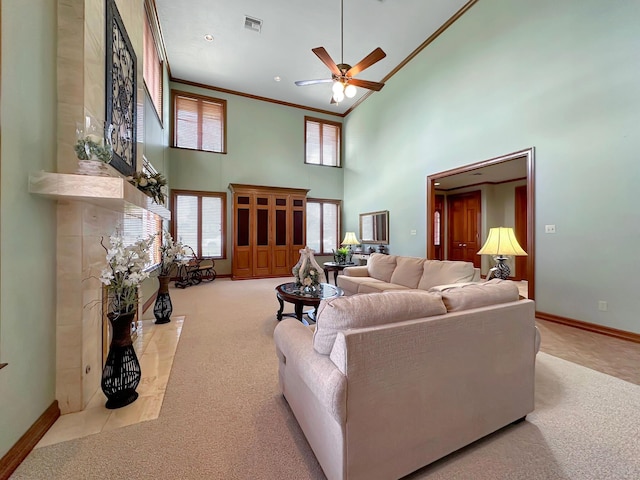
[{"left": 244, "top": 15, "right": 262, "bottom": 33}]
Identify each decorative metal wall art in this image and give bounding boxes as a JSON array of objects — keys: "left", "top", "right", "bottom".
[{"left": 105, "top": 0, "right": 137, "bottom": 176}]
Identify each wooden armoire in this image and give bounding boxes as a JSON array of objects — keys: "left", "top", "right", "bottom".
[{"left": 229, "top": 184, "right": 308, "bottom": 279}]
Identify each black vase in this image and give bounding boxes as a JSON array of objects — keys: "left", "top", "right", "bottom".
[
  {"left": 153, "top": 275, "right": 173, "bottom": 324},
  {"left": 101, "top": 311, "right": 141, "bottom": 409}
]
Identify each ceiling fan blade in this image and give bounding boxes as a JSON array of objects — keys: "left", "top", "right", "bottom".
[
  {"left": 295, "top": 78, "right": 333, "bottom": 86},
  {"left": 348, "top": 78, "right": 385, "bottom": 92},
  {"left": 312, "top": 47, "right": 341, "bottom": 76},
  {"left": 346, "top": 47, "right": 386, "bottom": 77}
]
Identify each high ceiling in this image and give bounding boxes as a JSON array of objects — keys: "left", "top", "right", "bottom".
[{"left": 154, "top": 0, "right": 471, "bottom": 116}]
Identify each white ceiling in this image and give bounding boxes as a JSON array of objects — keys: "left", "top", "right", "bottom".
[{"left": 154, "top": 0, "right": 471, "bottom": 115}]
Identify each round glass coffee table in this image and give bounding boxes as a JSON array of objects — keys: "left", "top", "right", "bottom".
[{"left": 275, "top": 282, "right": 343, "bottom": 325}]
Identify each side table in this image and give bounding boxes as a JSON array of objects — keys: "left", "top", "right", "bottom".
[{"left": 323, "top": 262, "right": 355, "bottom": 285}]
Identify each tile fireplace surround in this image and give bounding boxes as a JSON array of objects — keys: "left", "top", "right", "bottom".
[{"left": 29, "top": 171, "right": 170, "bottom": 414}]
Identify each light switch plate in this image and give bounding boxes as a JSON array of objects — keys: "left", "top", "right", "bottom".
[{"left": 545, "top": 225, "right": 556, "bottom": 234}]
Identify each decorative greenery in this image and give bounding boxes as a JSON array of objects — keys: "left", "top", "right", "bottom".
[
  {"left": 99, "top": 231, "right": 155, "bottom": 315},
  {"left": 127, "top": 171, "right": 167, "bottom": 205},
  {"left": 159, "top": 230, "right": 183, "bottom": 276},
  {"left": 74, "top": 135, "right": 112, "bottom": 163},
  {"left": 333, "top": 246, "right": 351, "bottom": 264}
]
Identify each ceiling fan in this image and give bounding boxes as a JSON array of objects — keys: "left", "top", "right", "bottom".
[{"left": 295, "top": 0, "right": 386, "bottom": 104}]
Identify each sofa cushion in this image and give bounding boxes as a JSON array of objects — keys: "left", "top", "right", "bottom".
[
  {"left": 389, "top": 256, "right": 426, "bottom": 288},
  {"left": 358, "top": 282, "right": 410, "bottom": 294},
  {"left": 337, "top": 276, "right": 385, "bottom": 295},
  {"left": 313, "top": 290, "right": 446, "bottom": 355},
  {"left": 367, "top": 254, "right": 397, "bottom": 282},
  {"left": 435, "top": 279, "right": 520, "bottom": 312},
  {"left": 417, "top": 260, "right": 477, "bottom": 291}
]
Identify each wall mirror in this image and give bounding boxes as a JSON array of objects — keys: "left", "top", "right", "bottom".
[{"left": 359, "top": 210, "right": 389, "bottom": 244}]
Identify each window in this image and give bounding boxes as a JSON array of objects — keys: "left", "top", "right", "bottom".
[
  {"left": 121, "top": 210, "right": 162, "bottom": 270},
  {"left": 172, "top": 91, "right": 226, "bottom": 153},
  {"left": 306, "top": 199, "right": 341, "bottom": 255},
  {"left": 143, "top": 6, "right": 163, "bottom": 121},
  {"left": 305, "top": 117, "right": 341, "bottom": 167},
  {"left": 171, "top": 190, "right": 226, "bottom": 259}
]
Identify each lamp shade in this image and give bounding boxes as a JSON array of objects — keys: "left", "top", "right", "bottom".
[
  {"left": 341, "top": 232, "right": 360, "bottom": 246},
  {"left": 477, "top": 227, "right": 527, "bottom": 256}
]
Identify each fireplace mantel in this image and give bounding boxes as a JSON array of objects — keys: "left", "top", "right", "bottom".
[{"left": 28, "top": 171, "right": 171, "bottom": 220}]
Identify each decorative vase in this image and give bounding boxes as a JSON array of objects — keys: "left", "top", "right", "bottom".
[
  {"left": 153, "top": 275, "right": 173, "bottom": 324},
  {"left": 293, "top": 246, "right": 326, "bottom": 288},
  {"left": 101, "top": 310, "right": 141, "bottom": 409}
]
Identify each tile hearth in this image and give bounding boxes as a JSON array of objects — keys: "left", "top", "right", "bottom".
[{"left": 35, "top": 315, "right": 184, "bottom": 448}]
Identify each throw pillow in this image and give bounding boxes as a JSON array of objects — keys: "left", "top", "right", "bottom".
[
  {"left": 417, "top": 260, "right": 476, "bottom": 291},
  {"left": 313, "top": 290, "right": 446, "bottom": 355}
]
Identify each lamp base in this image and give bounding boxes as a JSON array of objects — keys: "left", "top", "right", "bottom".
[{"left": 491, "top": 256, "right": 511, "bottom": 280}]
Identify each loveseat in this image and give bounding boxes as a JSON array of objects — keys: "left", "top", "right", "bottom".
[
  {"left": 273, "top": 280, "right": 538, "bottom": 480},
  {"left": 337, "top": 253, "right": 481, "bottom": 295}
]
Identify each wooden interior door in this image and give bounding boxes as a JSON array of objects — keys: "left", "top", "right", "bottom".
[
  {"left": 447, "top": 191, "right": 481, "bottom": 268},
  {"left": 514, "top": 185, "right": 528, "bottom": 281}
]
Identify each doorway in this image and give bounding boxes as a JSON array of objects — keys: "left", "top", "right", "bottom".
[
  {"left": 447, "top": 191, "right": 481, "bottom": 268},
  {"left": 426, "top": 148, "right": 535, "bottom": 299}
]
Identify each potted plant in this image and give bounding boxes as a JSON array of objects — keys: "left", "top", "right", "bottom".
[
  {"left": 333, "top": 246, "right": 351, "bottom": 265},
  {"left": 99, "top": 231, "right": 155, "bottom": 409},
  {"left": 127, "top": 171, "right": 167, "bottom": 205}
]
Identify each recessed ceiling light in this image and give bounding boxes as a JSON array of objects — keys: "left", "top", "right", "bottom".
[
  {"left": 274, "top": 76, "right": 281, "bottom": 82},
  {"left": 434, "top": 182, "right": 441, "bottom": 186},
  {"left": 204, "top": 34, "right": 214, "bottom": 42}
]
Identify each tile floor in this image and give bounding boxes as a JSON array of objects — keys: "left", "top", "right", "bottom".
[
  {"left": 35, "top": 280, "right": 640, "bottom": 448},
  {"left": 35, "top": 315, "right": 184, "bottom": 448}
]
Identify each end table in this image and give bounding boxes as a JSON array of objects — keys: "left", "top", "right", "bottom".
[{"left": 323, "top": 262, "right": 355, "bottom": 285}]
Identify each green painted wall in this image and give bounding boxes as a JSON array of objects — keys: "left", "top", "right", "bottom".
[
  {"left": 168, "top": 81, "right": 344, "bottom": 275},
  {"left": 0, "top": 0, "right": 58, "bottom": 458},
  {"left": 344, "top": 0, "right": 640, "bottom": 332}
]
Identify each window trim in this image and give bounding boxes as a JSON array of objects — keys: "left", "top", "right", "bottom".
[
  {"left": 171, "top": 90, "right": 227, "bottom": 154},
  {"left": 171, "top": 189, "right": 227, "bottom": 260},
  {"left": 304, "top": 116, "right": 342, "bottom": 168},
  {"left": 306, "top": 198, "right": 342, "bottom": 256}
]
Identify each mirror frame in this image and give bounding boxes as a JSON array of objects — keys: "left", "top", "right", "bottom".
[{"left": 359, "top": 210, "right": 390, "bottom": 245}]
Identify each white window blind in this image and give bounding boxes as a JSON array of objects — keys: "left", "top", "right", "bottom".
[
  {"left": 306, "top": 202, "right": 321, "bottom": 252},
  {"left": 176, "top": 195, "right": 198, "bottom": 251},
  {"left": 173, "top": 191, "right": 226, "bottom": 259},
  {"left": 305, "top": 117, "right": 341, "bottom": 167},
  {"left": 202, "top": 196, "right": 223, "bottom": 257},
  {"left": 173, "top": 91, "right": 226, "bottom": 153},
  {"left": 306, "top": 199, "right": 340, "bottom": 255},
  {"left": 143, "top": 9, "right": 163, "bottom": 120}
]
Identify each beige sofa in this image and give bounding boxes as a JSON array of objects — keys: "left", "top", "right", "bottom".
[
  {"left": 273, "top": 280, "right": 538, "bottom": 480},
  {"left": 337, "top": 253, "right": 481, "bottom": 295}
]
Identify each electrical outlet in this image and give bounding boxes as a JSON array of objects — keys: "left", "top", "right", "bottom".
[
  {"left": 545, "top": 224, "right": 556, "bottom": 234},
  {"left": 598, "top": 301, "right": 608, "bottom": 311},
  {"left": 410, "top": 229, "right": 417, "bottom": 236}
]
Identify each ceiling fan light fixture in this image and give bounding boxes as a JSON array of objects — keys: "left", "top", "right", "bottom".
[
  {"left": 344, "top": 84, "right": 357, "bottom": 98},
  {"left": 332, "top": 80, "right": 345, "bottom": 95},
  {"left": 333, "top": 90, "right": 345, "bottom": 103}
]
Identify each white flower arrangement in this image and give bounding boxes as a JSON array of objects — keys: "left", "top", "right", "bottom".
[
  {"left": 126, "top": 171, "right": 167, "bottom": 205},
  {"left": 159, "top": 230, "right": 183, "bottom": 276},
  {"left": 99, "top": 231, "right": 155, "bottom": 315}
]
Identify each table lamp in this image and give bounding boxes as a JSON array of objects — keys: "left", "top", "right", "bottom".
[
  {"left": 341, "top": 232, "right": 360, "bottom": 262},
  {"left": 477, "top": 227, "right": 527, "bottom": 280}
]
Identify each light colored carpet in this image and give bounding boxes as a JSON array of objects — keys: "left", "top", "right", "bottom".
[{"left": 11, "top": 278, "right": 640, "bottom": 479}]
